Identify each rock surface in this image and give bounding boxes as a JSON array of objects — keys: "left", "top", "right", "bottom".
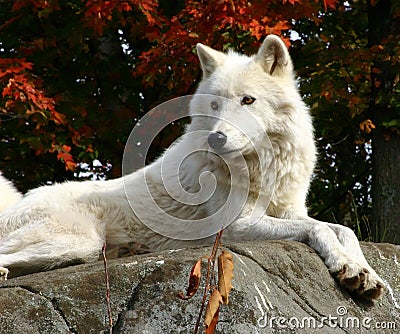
[{"left": 0, "top": 241, "right": 399, "bottom": 333}]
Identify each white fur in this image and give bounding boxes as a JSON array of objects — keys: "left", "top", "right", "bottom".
[
  {"left": 0, "top": 36, "right": 384, "bottom": 299},
  {"left": 0, "top": 173, "right": 22, "bottom": 213}
]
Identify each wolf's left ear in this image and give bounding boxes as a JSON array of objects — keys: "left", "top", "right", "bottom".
[
  {"left": 196, "top": 43, "right": 225, "bottom": 78},
  {"left": 255, "top": 35, "right": 293, "bottom": 78}
]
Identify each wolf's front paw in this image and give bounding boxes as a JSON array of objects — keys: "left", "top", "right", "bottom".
[
  {"left": 0, "top": 266, "right": 9, "bottom": 281},
  {"left": 335, "top": 262, "right": 384, "bottom": 300}
]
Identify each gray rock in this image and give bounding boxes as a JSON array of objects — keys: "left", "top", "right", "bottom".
[{"left": 0, "top": 241, "right": 399, "bottom": 333}]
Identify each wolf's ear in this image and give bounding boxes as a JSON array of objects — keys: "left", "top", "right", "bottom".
[
  {"left": 255, "top": 35, "right": 293, "bottom": 78},
  {"left": 196, "top": 43, "right": 225, "bottom": 77}
]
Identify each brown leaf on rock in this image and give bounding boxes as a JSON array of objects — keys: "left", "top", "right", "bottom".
[
  {"left": 178, "top": 259, "right": 201, "bottom": 300},
  {"left": 218, "top": 250, "right": 234, "bottom": 304},
  {"left": 204, "top": 289, "right": 222, "bottom": 330},
  {"left": 205, "top": 307, "right": 219, "bottom": 334}
]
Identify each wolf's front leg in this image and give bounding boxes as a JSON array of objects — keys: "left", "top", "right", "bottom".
[
  {"left": 307, "top": 222, "right": 384, "bottom": 300},
  {"left": 225, "top": 216, "right": 384, "bottom": 300}
]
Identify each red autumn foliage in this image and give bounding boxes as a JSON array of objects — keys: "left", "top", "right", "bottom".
[
  {"left": 2, "top": 0, "right": 327, "bottom": 176},
  {"left": 12, "top": 0, "right": 393, "bottom": 199}
]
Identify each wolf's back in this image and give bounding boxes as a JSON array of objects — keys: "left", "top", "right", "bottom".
[{"left": 0, "top": 173, "right": 22, "bottom": 213}]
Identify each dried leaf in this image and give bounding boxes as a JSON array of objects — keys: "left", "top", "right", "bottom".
[
  {"left": 218, "top": 251, "right": 234, "bottom": 304},
  {"left": 178, "top": 259, "right": 201, "bottom": 300},
  {"left": 204, "top": 289, "right": 222, "bottom": 329},
  {"left": 359, "top": 119, "right": 376, "bottom": 134},
  {"left": 205, "top": 307, "right": 219, "bottom": 334}
]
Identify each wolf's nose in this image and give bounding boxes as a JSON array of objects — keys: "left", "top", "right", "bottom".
[{"left": 208, "top": 131, "right": 227, "bottom": 150}]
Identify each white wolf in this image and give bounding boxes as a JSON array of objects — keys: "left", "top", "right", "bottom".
[{"left": 0, "top": 35, "right": 383, "bottom": 300}]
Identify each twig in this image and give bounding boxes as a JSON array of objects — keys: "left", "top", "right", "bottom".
[
  {"left": 194, "top": 230, "right": 224, "bottom": 333},
  {"left": 209, "top": 230, "right": 223, "bottom": 287},
  {"left": 102, "top": 242, "right": 113, "bottom": 333}
]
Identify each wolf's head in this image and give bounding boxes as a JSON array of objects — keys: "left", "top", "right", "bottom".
[{"left": 189, "top": 35, "right": 310, "bottom": 160}]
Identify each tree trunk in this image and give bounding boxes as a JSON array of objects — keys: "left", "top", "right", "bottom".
[
  {"left": 372, "top": 128, "right": 400, "bottom": 243},
  {"left": 368, "top": 0, "right": 400, "bottom": 243}
]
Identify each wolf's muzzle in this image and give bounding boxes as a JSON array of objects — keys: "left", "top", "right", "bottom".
[{"left": 208, "top": 131, "right": 227, "bottom": 150}]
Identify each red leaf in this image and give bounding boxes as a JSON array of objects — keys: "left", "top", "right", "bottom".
[
  {"left": 62, "top": 144, "right": 72, "bottom": 152},
  {"left": 283, "top": 0, "right": 301, "bottom": 4},
  {"left": 323, "top": 0, "right": 338, "bottom": 11},
  {"left": 51, "top": 110, "right": 67, "bottom": 125}
]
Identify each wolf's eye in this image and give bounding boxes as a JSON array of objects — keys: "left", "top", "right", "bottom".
[
  {"left": 241, "top": 95, "right": 256, "bottom": 105},
  {"left": 210, "top": 101, "right": 219, "bottom": 110}
]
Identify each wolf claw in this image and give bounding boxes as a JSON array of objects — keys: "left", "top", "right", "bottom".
[{"left": 336, "top": 263, "right": 384, "bottom": 300}]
